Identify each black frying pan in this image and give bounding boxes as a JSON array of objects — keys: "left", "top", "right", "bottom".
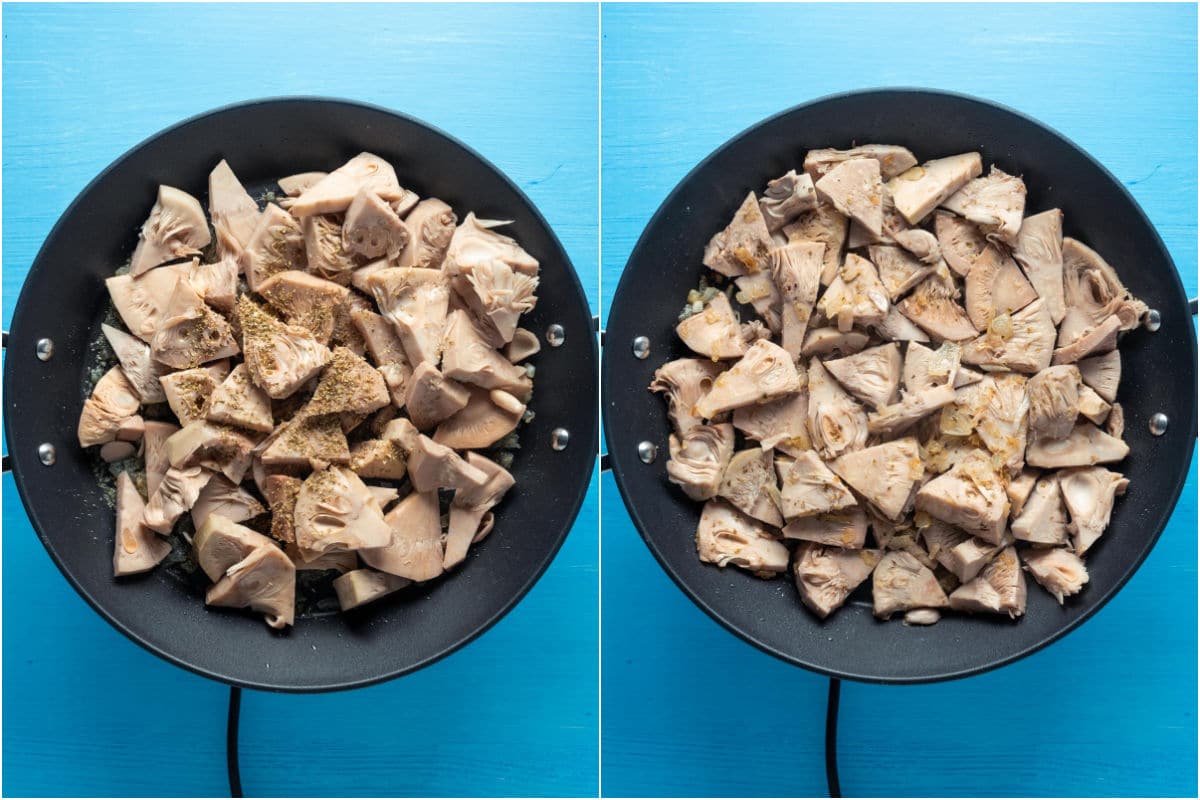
[
  {"left": 603, "top": 89, "right": 1196, "bottom": 684},
  {"left": 4, "top": 98, "right": 598, "bottom": 693}
]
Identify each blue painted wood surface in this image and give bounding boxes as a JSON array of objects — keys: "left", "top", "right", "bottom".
[
  {"left": 2, "top": 4, "right": 598, "bottom": 797},
  {"left": 600, "top": 4, "right": 1197, "bottom": 797}
]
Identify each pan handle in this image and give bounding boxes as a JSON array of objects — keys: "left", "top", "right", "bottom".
[
  {"left": 594, "top": 315, "right": 613, "bottom": 473},
  {"left": 2, "top": 331, "right": 8, "bottom": 474}
]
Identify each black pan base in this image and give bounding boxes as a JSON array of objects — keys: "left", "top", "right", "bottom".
[
  {"left": 603, "top": 88, "right": 1196, "bottom": 684},
  {"left": 5, "top": 98, "right": 598, "bottom": 692}
]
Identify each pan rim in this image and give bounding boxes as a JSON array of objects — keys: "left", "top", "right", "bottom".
[
  {"left": 4, "top": 95, "right": 599, "bottom": 693},
  {"left": 602, "top": 86, "right": 1197, "bottom": 685}
]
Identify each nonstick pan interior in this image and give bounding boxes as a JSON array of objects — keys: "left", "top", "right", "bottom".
[
  {"left": 603, "top": 89, "right": 1196, "bottom": 683},
  {"left": 4, "top": 98, "right": 598, "bottom": 692}
]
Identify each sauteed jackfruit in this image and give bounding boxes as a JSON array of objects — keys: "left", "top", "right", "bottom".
[{"left": 651, "top": 145, "right": 1143, "bottom": 625}]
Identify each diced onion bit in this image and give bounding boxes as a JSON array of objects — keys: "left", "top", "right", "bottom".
[
  {"left": 989, "top": 313, "right": 1014, "bottom": 340},
  {"left": 940, "top": 406, "right": 975, "bottom": 436}
]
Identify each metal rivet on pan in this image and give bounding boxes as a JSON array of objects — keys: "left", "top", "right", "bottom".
[
  {"left": 35, "top": 338, "right": 54, "bottom": 361},
  {"left": 546, "top": 324, "right": 565, "bottom": 347},
  {"left": 1144, "top": 309, "right": 1162, "bottom": 332},
  {"left": 37, "top": 443, "right": 56, "bottom": 466},
  {"left": 637, "top": 441, "right": 658, "bottom": 464},
  {"left": 632, "top": 336, "right": 650, "bottom": 359},
  {"left": 550, "top": 428, "right": 570, "bottom": 450},
  {"left": 1149, "top": 413, "right": 1169, "bottom": 436}
]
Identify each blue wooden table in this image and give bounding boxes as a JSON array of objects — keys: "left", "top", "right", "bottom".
[
  {"left": 2, "top": 4, "right": 598, "bottom": 797},
  {"left": 600, "top": 4, "right": 1197, "bottom": 797}
]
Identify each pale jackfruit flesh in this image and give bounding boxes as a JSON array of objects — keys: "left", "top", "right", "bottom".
[
  {"left": 78, "top": 156, "right": 540, "bottom": 629},
  {"left": 649, "top": 143, "right": 1142, "bottom": 625},
  {"left": 129, "top": 185, "right": 211, "bottom": 276}
]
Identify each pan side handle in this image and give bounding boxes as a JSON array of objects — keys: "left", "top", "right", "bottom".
[
  {"left": 595, "top": 315, "right": 612, "bottom": 473},
  {"left": 1188, "top": 299, "right": 1196, "bottom": 442},
  {"left": 2, "top": 331, "right": 8, "bottom": 474}
]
